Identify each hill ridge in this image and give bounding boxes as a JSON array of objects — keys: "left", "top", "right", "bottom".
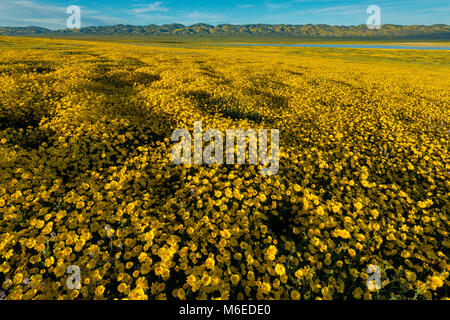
[{"left": 1, "top": 23, "right": 449, "bottom": 39}]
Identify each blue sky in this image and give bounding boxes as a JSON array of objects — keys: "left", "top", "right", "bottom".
[{"left": 0, "top": 0, "right": 448, "bottom": 29}]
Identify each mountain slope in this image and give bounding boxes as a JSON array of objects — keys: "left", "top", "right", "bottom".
[{"left": 0, "top": 24, "right": 449, "bottom": 40}]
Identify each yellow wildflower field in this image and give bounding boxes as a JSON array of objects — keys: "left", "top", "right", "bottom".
[{"left": 0, "top": 36, "right": 448, "bottom": 300}]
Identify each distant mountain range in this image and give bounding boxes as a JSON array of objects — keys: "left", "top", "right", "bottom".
[{"left": 1, "top": 24, "right": 449, "bottom": 39}]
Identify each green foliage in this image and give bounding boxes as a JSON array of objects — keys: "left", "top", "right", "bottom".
[{"left": 1, "top": 24, "right": 449, "bottom": 40}]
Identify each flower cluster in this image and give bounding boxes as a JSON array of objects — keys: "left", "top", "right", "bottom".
[{"left": 0, "top": 37, "right": 448, "bottom": 300}]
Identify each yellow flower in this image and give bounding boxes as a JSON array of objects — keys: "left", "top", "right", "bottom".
[
  {"left": 291, "top": 290, "right": 301, "bottom": 300},
  {"left": 261, "top": 282, "right": 271, "bottom": 295},
  {"left": 224, "top": 188, "right": 233, "bottom": 198},
  {"left": 70, "top": 290, "right": 80, "bottom": 299},
  {"left": 387, "top": 233, "right": 396, "bottom": 241},
  {"left": 230, "top": 274, "right": 240, "bottom": 286},
  {"left": 13, "top": 273, "right": 23, "bottom": 285},
  {"left": 429, "top": 276, "right": 444, "bottom": 290},
  {"left": 220, "top": 229, "right": 231, "bottom": 239},
  {"left": 76, "top": 201, "right": 85, "bottom": 209},
  {"left": 201, "top": 274, "right": 211, "bottom": 286},
  {"left": 332, "top": 229, "right": 351, "bottom": 239},
  {"left": 266, "top": 245, "right": 277, "bottom": 261},
  {"left": 275, "top": 264, "right": 286, "bottom": 276},
  {"left": 205, "top": 257, "right": 215, "bottom": 269},
  {"left": 401, "top": 250, "right": 411, "bottom": 258},
  {"left": 177, "top": 288, "right": 186, "bottom": 299},
  {"left": 95, "top": 285, "right": 105, "bottom": 296},
  {"left": 118, "top": 283, "right": 127, "bottom": 293},
  {"left": 417, "top": 201, "right": 427, "bottom": 209},
  {"left": 348, "top": 248, "right": 356, "bottom": 257},
  {"left": 353, "top": 287, "right": 363, "bottom": 299},
  {"left": 354, "top": 202, "right": 363, "bottom": 211}
]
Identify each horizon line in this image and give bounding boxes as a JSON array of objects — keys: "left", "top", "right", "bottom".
[{"left": 1, "top": 23, "right": 449, "bottom": 31}]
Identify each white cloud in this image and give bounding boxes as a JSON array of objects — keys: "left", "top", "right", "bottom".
[
  {"left": 132, "top": 2, "right": 168, "bottom": 14},
  {"left": 0, "top": 0, "right": 127, "bottom": 29},
  {"left": 0, "top": 0, "right": 65, "bottom": 28},
  {"left": 265, "top": 2, "right": 288, "bottom": 10},
  {"left": 301, "top": 5, "right": 364, "bottom": 16},
  {"left": 238, "top": 4, "right": 255, "bottom": 9}
]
